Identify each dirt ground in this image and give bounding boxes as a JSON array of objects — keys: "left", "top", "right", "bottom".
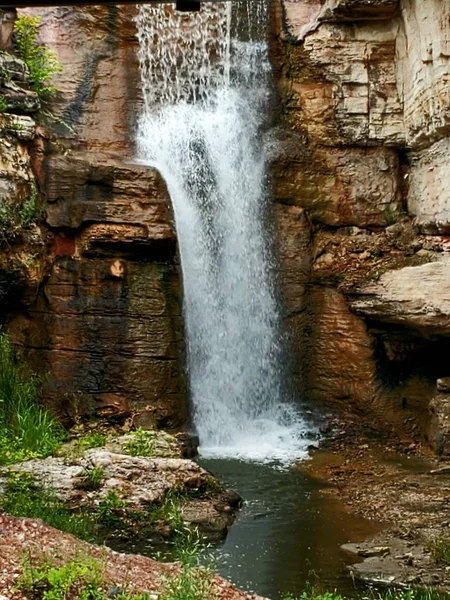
[{"left": 297, "top": 412, "right": 450, "bottom": 590}]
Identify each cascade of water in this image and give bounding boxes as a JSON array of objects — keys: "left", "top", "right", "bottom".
[{"left": 136, "top": 1, "right": 313, "bottom": 463}]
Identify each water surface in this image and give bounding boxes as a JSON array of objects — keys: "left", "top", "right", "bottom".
[{"left": 199, "top": 458, "right": 380, "bottom": 600}]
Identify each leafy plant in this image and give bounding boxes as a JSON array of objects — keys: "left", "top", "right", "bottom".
[
  {"left": 0, "top": 195, "right": 15, "bottom": 230},
  {"left": 0, "top": 331, "right": 65, "bottom": 465},
  {"left": 125, "top": 428, "right": 155, "bottom": 457},
  {"left": 0, "top": 95, "right": 8, "bottom": 113},
  {"left": 97, "top": 490, "right": 127, "bottom": 528},
  {"left": 13, "top": 15, "right": 62, "bottom": 100},
  {"left": 70, "top": 432, "right": 107, "bottom": 457},
  {"left": 19, "top": 183, "right": 40, "bottom": 228},
  {"left": 20, "top": 555, "right": 104, "bottom": 600},
  {"left": 1, "top": 471, "right": 98, "bottom": 541}
]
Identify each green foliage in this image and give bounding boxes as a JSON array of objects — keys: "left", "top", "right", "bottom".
[
  {"left": 78, "top": 465, "right": 105, "bottom": 491},
  {"left": 0, "top": 183, "right": 44, "bottom": 234},
  {"left": 19, "top": 183, "right": 40, "bottom": 229},
  {"left": 71, "top": 432, "right": 107, "bottom": 457},
  {"left": 284, "top": 587, "right": 450, "bottom": 600},
  {"left": 20, "top": 555, "right": 105, "bottom": 600},
  {"left": 430, "top": 536, "right": 450, "bottom": 565},
  {"left": 1, "top": 471, "right": 98, "bottom": 541},
  {"left": 125, "top": 428, "right": 156, "bottom": 457},
  {"left": 159, "top": 563, "right": 214, "bottom": 600},
  {"left": 97, "top": 490, "right": 127, "bottom": 528},
  {"left": 0, "top": 331, "right": 65, "bottom": 465},
  {"left": 0, "top": 95, "right": 8, "bottom": 113},
  {"left": 14, "top": 15, "right": 62, "bottom": 100},
  {"left": 0, "top": 195, "right": 15, "bottom": 230}
]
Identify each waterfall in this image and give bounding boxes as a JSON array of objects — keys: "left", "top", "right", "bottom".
[{"left": 136, "top": 1, "right": 312, "bottom": 463}]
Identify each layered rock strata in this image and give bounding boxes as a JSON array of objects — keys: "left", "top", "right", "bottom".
[
  {"left": 272, "top": 0, "right": 450, "bottom": 448},
  {"left": 1, "top": 6, "right": 187, "bottom": 427}
]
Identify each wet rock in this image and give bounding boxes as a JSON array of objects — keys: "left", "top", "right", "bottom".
[{"left": 175, "top": 431, "right": 200, "bottom": 459}]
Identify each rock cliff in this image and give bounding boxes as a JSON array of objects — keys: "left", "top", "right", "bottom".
[
  {"left": 1, "top": 1, "right": 450, "bottom": 451},
  {"left": 272, "top": 0, "right": 450, "bottom": 449},
  {"left": 0, "top": 6, "right": 187, "bottom": 428}
]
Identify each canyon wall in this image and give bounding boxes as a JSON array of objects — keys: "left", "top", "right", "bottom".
[
  {"left": 272, "top": 0, "right": 450, "bottom": 448},
  {"left": 0, "top": 6, "right": 187, "bottom": 428},
  {"left": 1, "top": 0, "right": 450, "bottom": 449}
]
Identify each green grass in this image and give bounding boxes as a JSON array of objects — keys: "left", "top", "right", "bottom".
[
  {"left": 125, "top": 428, "right": 156, "bottom": 457},
  {"left": 78, "top": 465, "right": 105, "bottom": 491},
  {"left": 0, "top": 331, "right": 65, "bottom": 465},
  {"left": 19, "top": 551, "right": 211, "bottom": 600},
  {"left": 1, "top": 471, "right": 98, "bottom": 541},
  {"left": 284, "top": 587, "right": 450, "bottom": 600},
  {"left": 429, "top": 536, "right": 450, "bottom": 566}
]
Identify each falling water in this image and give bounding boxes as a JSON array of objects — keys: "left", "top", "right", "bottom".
[{"left": 136, "top": 1, "right": 312, "bottom": 463}]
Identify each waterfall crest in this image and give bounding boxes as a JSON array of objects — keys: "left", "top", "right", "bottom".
[{"left": 136, "top": 1, "right": 312, "bottom": 463}]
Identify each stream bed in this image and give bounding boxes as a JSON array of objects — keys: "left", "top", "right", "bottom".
[{"left": 198, "top": 458, "right": 381, "bottom": 600}]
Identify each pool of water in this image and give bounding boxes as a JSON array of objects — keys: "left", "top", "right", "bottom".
[{"left": 198, "top": 458, "right": 381, "bottom": 600}]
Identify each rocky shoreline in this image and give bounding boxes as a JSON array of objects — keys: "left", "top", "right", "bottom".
[{"left": 298, "top": 413, "right": 450, "bottom": 591}]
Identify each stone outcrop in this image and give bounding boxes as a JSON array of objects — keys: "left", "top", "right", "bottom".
[
  {"left": 272, "top": 0, "right": 450, "bottom": 442},
  {"left": 0, "top": 6, "right": 187, "bottom": 426}
]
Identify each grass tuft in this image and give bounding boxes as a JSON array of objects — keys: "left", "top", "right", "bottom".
[
  {"left": 0, "top": 331, "right": 65, "bottom": 465},
  {"left": 1, "top": 471, "right": 98, "bottom": 541}
]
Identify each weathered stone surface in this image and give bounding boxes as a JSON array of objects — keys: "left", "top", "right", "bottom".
[
  {"left": 407, "top": 138, "right": 450, "bottom": 234},
  {"left": 348, "top": 257, "right": 450, "bottom": 337},
  {"left": 0, "top": 53, "right": 29, "bottom": 83},
  {"left": 320, "top": 0, "right": 399, "bottom": 21},
  {"left": 1, "top": 80, "right": 40, "bottom": 114},
  {"left": 301, "top": 286, "right": 377, "bottom": 410},
  {"left": 428, "top": 392, "right": 450, "bottom": 455},
  {"left": 272, "top": 140, "right": 401, "bottom": 226},
  {"left": 278, "top": 3, "right": 404, "bottom": 147},
  {"left": 19, "top": 5, "right": 142, "bottom": 153},
  {"left": 3, "top": 448, "right": 239, "bottom": 539},
  {"left": 9, "top": 254, "right": 186, "bottom": 426},
  {"left": 396, "top": 0, "right": 450, "bottom": 150},
  {"left": 0, "top": 6, "right": 188, "bottom": 426}
]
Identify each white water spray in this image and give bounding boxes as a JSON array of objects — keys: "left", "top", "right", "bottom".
[{"left": 136, "top": 1, "right": 312, "bottom": 463}]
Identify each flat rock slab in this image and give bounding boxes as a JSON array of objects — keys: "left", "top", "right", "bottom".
[{"left": 1, "top": 449, "right": 239, "bottom": 538}]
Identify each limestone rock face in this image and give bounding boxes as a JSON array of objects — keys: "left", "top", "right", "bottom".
[
  {"left": 348, "top": 258, "right": 450, "bottom": 337},
  {"left": 273, "top": 0, "right": 450, "bottom": 438}
]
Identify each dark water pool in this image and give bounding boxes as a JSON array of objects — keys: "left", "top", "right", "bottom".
[{"left": 197, "top": 458, "right": 380, "bottom": 600}]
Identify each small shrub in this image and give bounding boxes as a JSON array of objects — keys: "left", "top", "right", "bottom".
[
  {"left": 14, "top": 15, "right": 62, "bottom": 100},
  {"left": 72, "top": 432, "right": 107, "bottom": 456},
  {"left": 0, "top": 331, "right": 65, "bottom": 465},
  {"left": 97, "top": 490, "right": 127, "bottom": 528},
  {"left": 0, "top": 471, "right": 98, "bottom": 541},
  {"left": 160, "top": 564, "right": 214, "bottom": 600},
  {"left": 19, "top": 183, "right": 40, "bottom": 228},
  {"left": 0, "top": 196, "right": 15, "bottom": 230},
  {"left": 0, "top": 95, "right": 8, "bottom": 113},
  {"left": 125, "top": 429, "right": 155, "bottom": 457},
  {"left": 20, "top": 555, "right": 104, "bottom": 600}
]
